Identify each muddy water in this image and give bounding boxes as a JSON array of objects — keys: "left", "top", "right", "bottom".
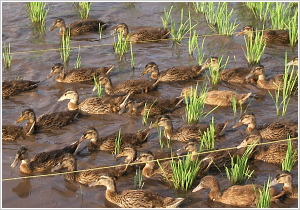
[{"left": 2, "top": 2, "right": 298, "bottom": 208}]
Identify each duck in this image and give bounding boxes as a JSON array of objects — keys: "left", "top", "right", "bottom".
[
  {"left": 180, "top": 86, "right": 252, "bottom": 107},
  {"left": 140, "top": 62, "right": 203, "bottom": 82},
  {"left": 94, "top": 74, "right": 160, "bottom": 96},
  {"left": 51, "top": 146, "right": 136, "bottom": 185},
  {"left": 2, "top": 80, "right": 39, "bottom": 98},
  {"left": 15, "top": 108, "right": 79, "bottom": 132},
  {"left": 113, "top": 23, "right": 171, "bottom": 42},
  {"left": 236, "top": 25, "right": 290, "bottom": 44},
  {"left": 192, "top": 175, "right": 277, "bottom": 207},
  {"left": 10, "top": 139, "right": 83, "bottom": 174},
  {"left": 49, "top": 18, "right": 108, "bottom": 36},
  {"left": 88, "top": 173, "right": 184, "bottom": 208},
  {"left": 46, "top": 63, "right": 114, "bottom": 83},
  {"left": 151, "top": 115, "right": 229, "bottom": 142},
  {"left": 80, "top": 126, "right": 150, "bottom": 152},
  {"left": 58, "top": 89, "right": 130, "bottom": 115},
  {"left": 287, "top": 56, "right": 298, "bottom": 67},
  {"left": 270, "top": 171, "right": 298, "bottom": 200},
  {"left": 200, "top": 57, "right": 257, "bottom": 84},
  {"left": 233, "top": 112, "right": 298, "bottom": 140},
  {"left": 135, "top": 151, "right": 174, "bottom": 183}
]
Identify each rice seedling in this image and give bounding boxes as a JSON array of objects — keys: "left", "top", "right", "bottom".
[
  {"left": 281, "top": 136, "right": 298, "bottom": 172},
  {"left": 170, "top": 154, "right": 202, "bottom": 190},
  {"left": 157, "top": 160, "right": 172, "bottom": 186},
  {"left": 26, "top": 2, "right": 49, "bottom": 23},
  {"left": 157, "top": 126, "right": 164, "bottom": 149},
  {"left": 78, "top": 2, "right": 92, "bottom": 19},
  {"left": 99, "top": 24, "right": 103, "bottom": 41},
  {"left": 188, "top": 30, "right": 198, "bottom": 56},
  {"left": 60, "top": 30, "right": 71, "bottom": 63},
  {"left": 74, "top": 46, "right": 81, "bottom": 69},
  {"left": 192, "top": 2, "right": 207, "bottom": 13},
  {"left": 207, "top": 56, "right": 229, "bottom": 85},
  {"left": 161, "top": 6, "right": 173, "bottom": 30},
  {"left": 242, "top": 29, "right": 266, "bottom": 65},
  {"left": 2, "top": 43, "right": 12, "bottom": 69},
  {"left": 200, "top": 116, "right": 215, "bottom": 151},
  {"left": 245, "top": 2, "right": 274, "bottom": 23},
  {"left": 225, "top": 143, "right": 255, "bottom": 184},
  {"left": 195, "top": 37, "right": 206, "bottom": 65},
  {"left": 93, "top": 76, "right": 103, "bottom": 98},
  {"left": 134, "top": 166, "right": 144, "bottom": 189},
  {"left": 113, "top": 129, "right": 122, "bottom": 155},
  {"left": 269, "top": 2, "right": 291, "bottom": 30},
  {"left": 113, "top": 31, "right": 129, "bottom": 60},
  {"left": 288, "top": 8, "right": 298, "bottom": 47},
  {"left": 256, "top": 177, "right": 272, "bottom": 208},
  {"left": 130, "top": 42, "right": 135, "bottom": 69},
  {"left": 232, "top": 94, "right": 238, "bottom": 118}
]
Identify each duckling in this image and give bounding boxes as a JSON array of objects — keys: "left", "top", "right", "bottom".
[
  {"left": 89, "top": 173, "right": 184, "bottom": 208},
  {"left": 10, "top": 138, "right": 83, "bottom": 174},
  {"left": 80, "top": 127, "right": 150, "bottom": 152},
  {"left": 15, "top": 108, "right": 79, "bottom": 132},
  {"left": 51, "top": 148, "right": 135, "bottom": 185},
  {"left": 94, "top": 74, "right": 160, "bottom": 96},
  {"left": 270, "top": 171, "right": 298, "bottom": 200},
  {"left": 2, "top": 80, "right": 39, "bottom": 98},
  {"left": 192, "top": 175, "right": 277, "bottom": 207},
  {"left": 113, "top": 23, "right": 171, "bottom": 42},
  {"left": 236, "top": 25, "right": 290, "bottom": 44},
  {"left": 200, "top": 57, "right": 257, "bottom": 84},
  {"left": 140, "top": 62, "right": 203, "bottom": 82},
  {"left": 49, "top": 18, "right": 108, "bottom": 36},
  {"left": 135, "top": 151, "right": 174, "bottom": 183},
  {"left": 58, "top": 89, "right": 129, "bottom": 115},
  {"left": 46, "top": 63, "right": 114, "bottom": 83},
  {"left": 151, "top": 115, "right": 229, "bottom": 142},
  {"left": 233, "top": 112, "right": 298, "bottom": 140}
]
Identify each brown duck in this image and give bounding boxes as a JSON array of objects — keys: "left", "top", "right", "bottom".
[
  {"left": 113, "top": 23, "right": 170, "bottom": 42},
  {"left": 89, "top": 173, "right": 184, "bottom": 208},
  {"left": 80, "top": 126, "right": 150, "bottom": 152},
  {"left": 47, "top": 63, "right": 114, "bottom": 83},
  {"left": 49, "top": 18, "right": 108, "bottom": 36},
  {"left": 2, "top": 80, "right": 39, "bottom": 98},
  {"left": 270, "top": 171, "right": 298, "bottom": 200}
]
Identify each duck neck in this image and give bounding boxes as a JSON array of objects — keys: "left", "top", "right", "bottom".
[
  {"left": 121, "top": 25, "right": 129, "bottom": 40},
  {"left": 68, "top": 96, "right": 79, "bottom": 111},
  {"left": 151, "top": 67, "right": 160, "bottom": 80},
  {"left": 24, "top": 114, "right": 36, "bottom": 135},
  {"left": 56, "top": 71, "right": 66, "bottom": 82},
  {"left": 142, "top": 161, "right": 156, "bottom": 177},
  {"left": 103, "top": 78, "right": 115, "bottom": 95},
  {"left": 59, "top": 22, "right": 67, "bottom": 35},
  {"left": 162, "top": 123, "right": 174, "bottom": 140},
  {"left": 105, "top": 181, "right": 119, "bottom": 202},
  {"left": 256, "top": 73, "right": 267, "bottom": 87},
  {"left": 283, "top": 180, "right": 293, "bottom": 196},
  {"left": 66, "top": 162, "right": 77, "bottom": 181},
  {"left": 209, "top": 181, "right": 222, "bottom": 201},
  {"left": 246, "top": 121, "right": 257, "bottom": 134},
  {"left": 20, "top": 159, "right": 33, "bottom": 174}
]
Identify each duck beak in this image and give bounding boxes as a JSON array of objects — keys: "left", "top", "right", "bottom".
[
  {"left": 232, "top": 121, "right": 243, "bottom": 129},
  {"left": 15, "top": 116, "right": 25, "bottom": 124},
  {"left": 49, "top": 25, "right": 57, "bottom": 31},
  {"left": 236, "top": 140, "right": 247, "bottom": 149},
  {"left": 269, "top": 178, "right": 278, "bottom": 187},
  {"left": 245, "top": 71, "right": 254, "bottom": 80},
  {"left": 192, "top": 184, "right": 204, "bottom": 193},
  {"left": 176, "top": 147, "right": 187, "bottom": 156},
  {"left": 88, "top": 179, "right": 98, "bottom": 187},
  {"left": 149, "top": 122, "right": 158, "bottom": 129},
  {"left": 236, "top": 31, "right": 245, "bottom": 36},
  {"left": 58, "top": 94, "right": 66, "bottom": 102},
  {"left": 10, "top": 154, "right": 21, "bottom": 168}
]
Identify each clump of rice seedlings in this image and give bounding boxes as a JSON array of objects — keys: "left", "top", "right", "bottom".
[
  {"left": 242, "top": 29, "right": 266, "bottom": 65},
  {"left": 245, "top": 2, "right": 274, "bottom": 23},
  {"left": 2, "top": 43, "right": 12, "bottom": 69},
  {"left": 256, "top": 177, "right": 272, "bottom": 208},
  {"left": 77, "top": 2, "right": 92, "bottom": 19},
  {"left": 288, "top": 8, "right": 298, "bottom": 47},
  {"left": 157, "top": 126, "right": 164, "bottom": 149},
  {"left": 60, "top": 30, "right": 71, "bottom": 62},
  {"left": 93, "top": 76, "right": 103, "bottom": 98},
  {"left": 74, "top": 45, "right": 81, "bottom": 69},
  {"left": 161, "top": 6, "right": 173, "bottom": 30},
  {"left": 269, "top": 2, "right": 291, "bottom": 30},
  {"left": 26, "top": 2, "right": 49, "bottom": 23},
  {"left": 232, "top": 94, "right": 238, "bottom": 118},
  {"left": 225, "top": 143, "right": 255, "bottom": 184},
  {"left": 170, "top": 155, "right": 202, "bottom": 190},
  {"left": 208, "top": 55, "right": 229, "bottom": 85},
  {"left": 113, "top": 129, "right": 122, "bottom": 155},
  {"left": 113, "top": 31, "right": 129, "bottom": 60},
  {"left": 193, "top": 2, "right": 207, "bottom": 13},
  {"left": 200, "top": 116, "right": 215, "bottom": 151},
  {"left": 281, "top": 136, "right": 298, "bottom": 172},
  {"left": 134, "top": 166, "right": 144, "bottom": 189},
  {"left": 188, "top": 30, "right": 198, "bottom": 56},
  {"left": 130, "top": 42, "right": 135, "bottom": 70},
  {"left": 195, "top": 37, "right": 206, "bottom": 65}
]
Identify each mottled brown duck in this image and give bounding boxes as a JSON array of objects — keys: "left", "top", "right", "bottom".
[
  {"left": 47, "top": 63, "right": 114, "bottom": 83},
  {"left": 140, "top": 62, "right": 203, "bottom": 82},
  {"left": 233, "top": 112, "right": 298, "bottom": 140},
  {"left": 58, "top": 89, "right": 129, "bottom": 115},
  {"left": 89, "top": 173, "right": 184, "bottom": 208},
  {"left": 270, "top": 171, "right": 298, "bottom": 200},
  {"left": 113, "top": 23, "right": 170, "bottom": 42},
  {"left": 2, "top": 80, "right": 39, "bottom": 98},
  {"left": 151, "top": 115, "right": 229, "bottom": 142},
  {"left": 49, "top": 18, "right": 108, "bottom": 36},
  {"left": 94, "top": 74, "right": 160, "bottom": 96},
  {"left": 80, "top": 126, "right": 150, "bottom": 152},
  {"left": 236, "top": 25, "right": 290, "bottom": 44},
  {"left": 10, "top": 139, "right": 83, "bottom": 174}
]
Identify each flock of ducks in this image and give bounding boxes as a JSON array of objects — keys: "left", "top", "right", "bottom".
[{"left": 2, "top": 15, "right": 298, "bottom": 208}]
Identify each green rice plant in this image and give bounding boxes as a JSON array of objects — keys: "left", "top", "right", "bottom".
[
  {"left": 203, "top": 2, "right": 218, "bottom": 27},
  {"left": 26, "top": 2, "right": 49, "bottom": 23},
  {"left": 130, "top": 42, "right": 135, "bottom": 69},
  {"left": 269, "top": 2, "right": 291, "bottom": 30},
  {"left": 142, "top": 100, "right": 156, "bottom": 126},
  {"left": 170, "top": 155, "right": 202, "bottom": 190},
  {"left": 60, "top": 30, "right": 71, "bottom": 62},
  {"left": 242, "top": 29, "right": 266, "bottom": 65},
  {"left": 208, "top": 56, "right": 229, "bottom": 85},
  {"left": 232, "top": 94, "right": 238, "bottom": 118},
  {"left": 281, "top": 136, "right": 298, "bottom": 172},
  {"left": 288, "top": 8, "right": 298, "bottom": 47},
  {"left": 225, "top": 143, "right": 255, "bottom": 184},
  {"left": 93, "top": 76, "right": 103, "bottom": 98},
  {"left": 245, "top": 2, "right": 274, "bottom": 23},
  {"left": 74, "top": 45, "right": 81, "bottom": 69},
  {"left": 78, "top": 2, "right": 92, "bottom": 19},
  {"left": 113, "top": 129, "right": 122, "bottom": 155},
  {"left": 188, "top": 30, "right": 198, "bottom": 56},
  {"left": 113, "top": 31, "right": 129, "bottom": 60},
  {"left": 193, "top": 2, "right": 207, "bottom": 13},
  {"left": 134, "top": 166, "right": 144, "bottom": 189},
  {"left": 99, "top": 24, "right": 103, "bottom": 41},
  {"left": 200, "top": 116, "right": 215, "bottom": 151},
  {"left": 2, "top": 43, "right": 12, "bottom": 69},
  {"left": 267, "top": 87, "right": 281, "bottom": 116},
  {"left": 161, "top": 6, "right": 173, "bottom": 30},
  {"left": 256, "top": 177, "right": 272, "bottom": 208},
  {"left": 157, "top": 126, "right": 164, "bottom": 149},
  {"left": 196, "top": 37, "right": 206, "bottom": 65}
]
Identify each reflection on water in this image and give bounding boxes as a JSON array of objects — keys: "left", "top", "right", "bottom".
[{"left": 12, "top": 178, "right": 32, "bottom": 198}]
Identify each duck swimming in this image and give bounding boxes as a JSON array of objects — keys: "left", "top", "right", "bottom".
[{"left": 2, "top": 80, "right": 39, "bottom": 98}]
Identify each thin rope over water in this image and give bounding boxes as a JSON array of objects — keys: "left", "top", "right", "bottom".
[{"left": 2, "top": 137, "right": 297, "bottom": 182}]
